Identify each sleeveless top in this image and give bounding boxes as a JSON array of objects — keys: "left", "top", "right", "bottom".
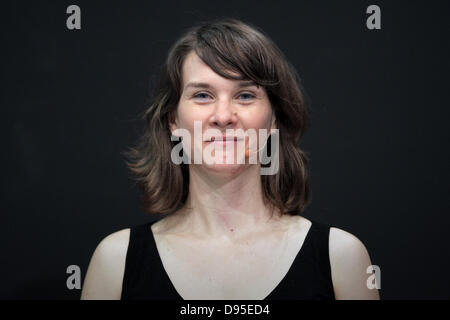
[{"left": 121, "top": 218, "right": 336, "bottom": 300}]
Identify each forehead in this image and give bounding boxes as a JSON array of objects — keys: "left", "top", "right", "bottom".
[{"left": 181, "top": 51, "right": 253, "bottom": 90}]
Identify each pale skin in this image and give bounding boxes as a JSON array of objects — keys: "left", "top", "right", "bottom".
[{"left": 81, "top": 51, "right": 380, "bottom": 300}]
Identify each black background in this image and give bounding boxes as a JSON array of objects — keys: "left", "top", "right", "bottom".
[{"left": 1, "top": 0, "right": 449, "bottom": 299}]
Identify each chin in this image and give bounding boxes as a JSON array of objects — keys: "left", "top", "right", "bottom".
[{"left": 201, "top": 162, "right": 248, "bottom": 176}]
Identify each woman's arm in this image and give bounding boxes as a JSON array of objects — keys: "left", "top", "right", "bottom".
[
  {"left": 80, "top": 228, "right": 130, "bottom": 300},
  {"left": 329, "top": 227, "right": 381, "bottom": 300}
]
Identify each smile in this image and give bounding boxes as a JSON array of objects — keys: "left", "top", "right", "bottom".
[{"left": 205, "top": 136, "right": 244, "bottom": 142}]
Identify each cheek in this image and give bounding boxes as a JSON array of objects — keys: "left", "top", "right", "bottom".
[
  {"left": 176, "top": 104, "right": 203, "bottom": 131},
  {"left": 241, "top": 107, "right": 273, "bottom": 130}
]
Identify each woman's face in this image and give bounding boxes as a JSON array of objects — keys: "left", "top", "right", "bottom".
[{"left": 170, "top": 51, "right": 275, "bottom": 175}]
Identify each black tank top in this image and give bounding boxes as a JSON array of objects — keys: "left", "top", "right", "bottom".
[{"left": 121, "top": 218, "right": 336, "bottom": 300}]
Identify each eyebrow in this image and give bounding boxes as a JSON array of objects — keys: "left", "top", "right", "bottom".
[{"left": 183, "top": 80, "right": 259, "bottom": 91}]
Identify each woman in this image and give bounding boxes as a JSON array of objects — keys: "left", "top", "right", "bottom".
[{"left": 81, "top": 18, "right": 380, "bottom": 300}]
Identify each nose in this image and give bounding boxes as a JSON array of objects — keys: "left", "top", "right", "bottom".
[{"left": 210, "top": 99, "right": 237, "bottom": 128}]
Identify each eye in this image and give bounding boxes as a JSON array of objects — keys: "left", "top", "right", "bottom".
[
  {"left": 237, "top": 92, "right": 256, "bottom": 101},
  {"left": 193, "top": 92, "right": 213, "bottom": 101},
  {"left": 191, "top": 91, "right": 256, "bottom": 102}
]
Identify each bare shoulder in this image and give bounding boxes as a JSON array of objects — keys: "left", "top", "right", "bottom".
[
  {"left": 80, "top": 228, "right": 131, "bottom": 300},
  {"left": 328, "top": 226, "right": 380, "bottom": 300},
  {"left": 329, "top": 227, "right": 366, "bottom": 252},
  {"left": 328, "top": 227, "right": 371, "bottom": 272}
]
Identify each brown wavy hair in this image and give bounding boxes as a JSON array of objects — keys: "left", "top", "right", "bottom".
[{"left": 122, "top": 17, "right": 311, "bottom": 216}]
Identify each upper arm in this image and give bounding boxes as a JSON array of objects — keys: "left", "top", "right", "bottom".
[
  {"left": 80, "top": 228, "right": 130, "bottom": 300},
  {"left": 329, "top": 227, "right": 380, "bottom": 300}
]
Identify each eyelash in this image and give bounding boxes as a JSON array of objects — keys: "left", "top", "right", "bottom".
[{"left": 192, "top": 91, "right": 256, "bottom": 102}]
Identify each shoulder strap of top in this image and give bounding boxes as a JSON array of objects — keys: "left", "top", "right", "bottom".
[
  {"left": 121, "top": 220, "right": 181, "bottom": 300},
  {"left": 308, "top": 219, "right": 336, "bottom": 299},
  {"left": 263, "top": 218, "right": 336, "bottom": 300},
  {"left": 121, "top": 221, "right": 150, "bottom": 299}
]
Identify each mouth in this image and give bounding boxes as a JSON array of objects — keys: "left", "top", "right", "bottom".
[{"left": 204, "top": 136, "right": 244, "bottom": 142}]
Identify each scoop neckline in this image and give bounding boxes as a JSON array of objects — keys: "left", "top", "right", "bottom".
[{"left": 147, "top": 218, "right": 314, "bottom": 300}]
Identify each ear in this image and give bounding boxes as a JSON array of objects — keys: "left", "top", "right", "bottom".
[
  {"left": 168, "top": 112, "right": 179, "bottom": 135},
  {"left": 270, "top": 111, "right": 277, "bottom": 130},
  {"left": 169, "top": 121, "right": 178, "bottom": 135}
]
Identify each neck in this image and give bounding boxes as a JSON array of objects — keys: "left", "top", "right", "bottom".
[{"left": 177, "top": 165, "right": 280, "bottom": 239}]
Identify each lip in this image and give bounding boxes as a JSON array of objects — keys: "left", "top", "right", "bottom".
[{"left": 204, "top": 136, "right": 244, "bottom": 142}]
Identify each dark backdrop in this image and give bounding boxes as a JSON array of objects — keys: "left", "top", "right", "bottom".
[{"left": 1, "top": 0, "right": 449, "bottom": 299}]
